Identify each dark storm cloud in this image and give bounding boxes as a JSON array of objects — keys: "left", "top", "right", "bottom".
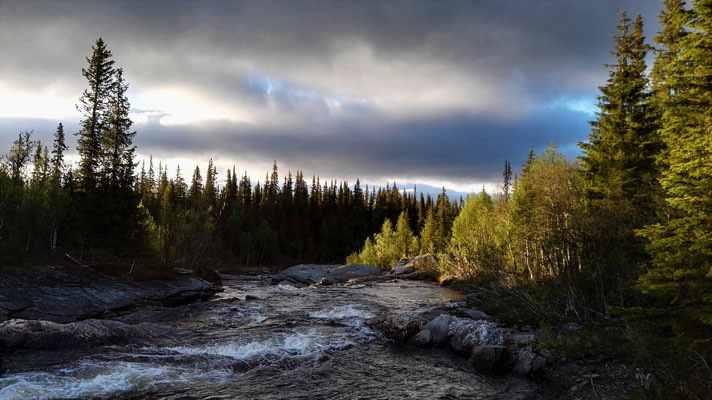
[
  {"left": 0, "top": 0, "right": 662, "bottom": 186},
  {"left": 133, "top": 105, "right": 588, "bottom": 184}
]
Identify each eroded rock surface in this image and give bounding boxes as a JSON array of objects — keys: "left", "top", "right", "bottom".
[
  {"left": 320, "top": 264, "right": 384, "bottom": 285},
  {"left": 272, "top": 264, "right": 341, "bottom": 286},
  {"left": 368, "top": 312, "right": 425, "bottom": 342},
  {"left": 0, "top": 275, "right": 218, "bottom": 323},
  {"left": 0, "top": 319, "right": 177, "bottom": 352}
]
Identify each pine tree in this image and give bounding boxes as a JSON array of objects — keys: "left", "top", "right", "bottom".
[
  {"left": 203, "top": 159, "right": 217, "bottom": 212},
  {"left": 76, "top": 38, "right": 115, "bottom": 190},
  {"left": 189, "top": 166, "right": 203, "bottom": 204},
  {"left": 579, "top": 11, "right": 661, "bottom": 307},
  {"left": 639, "top": 0, "right": 712, "bottom": 325},
  {"left": 503, "top": 160, "right": 512, "bottom": 203},
  {"left": 50, "top": 123, "right": 67, "bottom": 181},
  {"left": 102, "top": 68, "right": 136, "bottom": 188}
]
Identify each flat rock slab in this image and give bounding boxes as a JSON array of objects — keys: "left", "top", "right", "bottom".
[
  {"left": 0, "top": 318, "right": 176, "bottom": 352},
  {"left": 320, "top": 264, "right": 384, "bottom": 285},
  {"left": 274, "top": 264, "right": 342, "bottom": 286},
  {"left": 0, "top": 275, "right": 216, "bottom": 323}
]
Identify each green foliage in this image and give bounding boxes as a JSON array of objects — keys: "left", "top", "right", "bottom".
[
  {"left": 638, "top": 0, "right": 712, "bottom": 326},
  {"left": 394, "top": 211, "right": 418, "bottom": 259},
  {"left": 536, "top": 325, "right": 631, "bottom": 362},
  {"left": 510, "top": 145, "right": 584, "bottom": 282},
  {"left": 445, "top": 190, "right": 507, "bottom": 279},
  {"left": 419, "top": 207, "right": 439, "bottom": 254}
]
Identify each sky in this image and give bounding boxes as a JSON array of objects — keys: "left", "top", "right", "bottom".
[{"left": 0, "top": 0, "right": 663, "bottom": 196}]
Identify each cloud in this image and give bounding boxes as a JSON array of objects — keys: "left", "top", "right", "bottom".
[{"left": 0, "top": 0, "right": 662, "bottom": 189}]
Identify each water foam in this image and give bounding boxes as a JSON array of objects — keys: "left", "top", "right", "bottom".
[
  {"left": 165, "top": 329, "right": 355, "bottom": 364},
  {"left": 309, "top": 304, "right": 374, "bottom": 320},
  {"left": 0, "top": 360, "right": 223, "bottom": 400}
]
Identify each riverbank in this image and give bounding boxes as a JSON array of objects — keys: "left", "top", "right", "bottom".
[
  {"left": 0, "top": 261, "right": 647, "bottom": 399},
  {"left": 0, "top": 268, "right": 538, "bottom": 399},
  {"left": 0, "top": 263, "right": 220, "bottom": 323}
]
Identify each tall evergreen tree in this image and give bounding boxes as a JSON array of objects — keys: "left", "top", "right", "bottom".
[
  {"left": 76, "top": 38, "right": 115, "bottom": 190},
  {"left": 50, "top": 123, "right": 67, "bottom": 181},
  {"left": 503, "top": 160, "right": 512, "bottom": 203},
  {"left": 102, "top": 68, "right": 136, "bottom": 188},
  {"left": 639, "top": 0, "right": 712, "bottom": 325},
  {"left": 579, "top": 11, "right": 660, "bottom": 308}
]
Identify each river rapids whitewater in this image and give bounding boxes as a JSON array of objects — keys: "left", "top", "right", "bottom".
[{"left": 0, "top": 275, "right": 535, "bottom": 399}]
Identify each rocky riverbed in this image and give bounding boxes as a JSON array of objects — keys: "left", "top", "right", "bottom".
[{"left": 0, "top": 263, "right": 541, "bottom": 399}]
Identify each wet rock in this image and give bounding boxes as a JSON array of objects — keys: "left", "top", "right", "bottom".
[
  {"left": 346, "top": 275, "right": 394, "bottom": 284},
  {"left": 0, "top": 276, "right": 218, "bottom": 323},
  {"left": 0, "top": 319, "right": 176, "bottom": 351},
  {"left": 448, "top": 318, "right": 508, "bottom": 356},
  {"left": 408, "top": 328, "right": 431, "bottom": 347},
  {"left": 172, "top": 267, "right": 193, "bottom": 275},
  {"left": 470, "top": 345, "right": 515, "bottom": 374},
  {"left": 513, "top": 347, "right": 547, "bottom": 377},
  {"left": 274, "top": 264, "right": 342, "bottom": 286},
  {"left": 421, "top": 314, "right": 455, "bottom": 345},
  {"left": 319, "top": 264, "right": 384, "bottom": 285},
  {"left": 369, "top": 313, "right": 425, "bottom": 343},
  {"left": 389, "top": 258, "right": 415, "bottom": 275},
  {"left": 460, "top": 308, "right": 490, "bottom": 320},
  {"left": 446, "top": 298, "right": 467, "bottom": 309},
  {"left": 466, "top": 292, "right": 481, "bottom": 304}
]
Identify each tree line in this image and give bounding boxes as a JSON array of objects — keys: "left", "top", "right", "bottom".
[
  {"left": 0, "top": 37, "right": 461, "bottom": 266},
  {"left": 137, "top": 157, "right": 461, "bottom": 266}
]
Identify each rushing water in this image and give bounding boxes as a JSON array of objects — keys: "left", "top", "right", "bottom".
[{"left": 0, "top": 276, "right": 535, "bottom": 399}]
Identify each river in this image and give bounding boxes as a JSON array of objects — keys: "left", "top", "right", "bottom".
[{"left": 0, "top": 275, "right": 535, "bottom": 399}]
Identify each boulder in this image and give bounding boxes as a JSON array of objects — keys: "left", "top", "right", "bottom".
[
  {"left": 460, "top": 308, "right": 490, "bottom": 320},
  {"left": 319, "top": 264, "right": 384, "bottom": 285},
  {"left": 274, "top": 264, "right": 342, "bottom": 286},
  {"left": 513, "top": 347, "right": 547, "bottom": 376},
  {"left": 369, "top": 313, "right": 425, "bottom": 343},
  {"left": 470, "top": 345, "right": 515, "bottom": 374},
  {"left": 389, "top": 254, "right": 440, "bottom": 277},
  {"left": 421, "top": 314, "right": 456, "bottom": 345},
  {"left": 466, "top": 292, "right": 481, "bottom": 304},
  {"left": 389, "top": 258, "right": 414, "bottom": 275},
  {"left": 0, "top": 319, "right": 176, "bottom": 352},
  {"left": 408, "top": 329, "right": 432, "bottom": 347},
  {"left": 448, "top": 318, "right": 508, "bottom": 356}
]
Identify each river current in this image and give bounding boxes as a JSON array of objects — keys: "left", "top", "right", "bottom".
[{"left": 0, "top": 275, "right": 534, "bottom": 399}]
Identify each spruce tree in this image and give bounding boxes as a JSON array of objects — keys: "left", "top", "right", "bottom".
[
  {"left": 102, "top": 68, "right": 136, "bottom": 188},
  {"left": 50, "top": 123, "right": 67, "bottom": 181},
  {"left": 76, "top": 38, "right": 115, "bottom": 190},
  {"left": 579, "top": 11, "right": 660, "bottom": 307},
  {"left": 639, "top": 0, "right": 712, "bottom": 325},
  {"left": 503, "top": 160, "right": 512, "bottom": 203}
]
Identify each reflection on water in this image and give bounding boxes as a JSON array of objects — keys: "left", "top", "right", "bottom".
[{"left": 0, "top": 277, "right": 533, "bottom": 399}]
